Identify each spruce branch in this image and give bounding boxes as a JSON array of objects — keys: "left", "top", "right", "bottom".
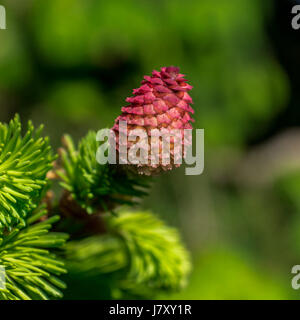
[
  {"left": 0, "top": 106, "right": 192, "bottom": 300},
  {"left": 65, "top": 235, "right": 127, "bottom": 276},
  {"left": 56, "top": 131, "right": 149, "bottom": 216},
  {"left": 0, "top": 205, "right": 68, "bottom": 300},
  {"left": 0, "top": 115, "right": 56, "bottom": 230},
  {"left": 110, "top": 211, "right": 191, "bottom": 296},
  {"left": 65, "top": 210, "right": 191, "bottom": 298}
]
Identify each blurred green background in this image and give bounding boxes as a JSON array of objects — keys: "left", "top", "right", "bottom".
[{"left": 1, "top": 0, "right": 300, "bottom": 299}]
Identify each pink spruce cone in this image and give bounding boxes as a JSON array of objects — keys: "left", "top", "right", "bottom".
[{"left": 112, "top": 66, "right": 195, "bottom": 175}]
